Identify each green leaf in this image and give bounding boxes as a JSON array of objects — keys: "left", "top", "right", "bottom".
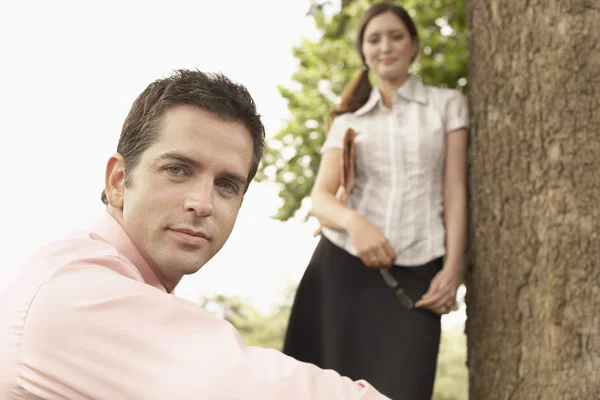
[{"left": 258, "top": 0, "right": 467, "bottom": 221}]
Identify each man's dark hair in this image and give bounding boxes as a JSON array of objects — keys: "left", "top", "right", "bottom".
[{"left": 101, "top": 69, "right": 266, "bottom": 204}]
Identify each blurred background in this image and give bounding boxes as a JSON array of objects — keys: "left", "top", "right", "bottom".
[{"left": 0, "top": 0, "right": 468, "bottom": 398}]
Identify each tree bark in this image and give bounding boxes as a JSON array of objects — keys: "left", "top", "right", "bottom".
[{"left": 465, "top": 0, "right": 600, "bottom": 399}]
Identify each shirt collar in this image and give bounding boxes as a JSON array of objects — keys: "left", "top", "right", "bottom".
[
  {"left": 91, "top": 211, "right": 169, "bottom": 293},
  {"left": 353, "top": 86, "right": 381, "bottom": 117},
  {"left": 354, "top": 74, "right": 428, "bottom": 116}
]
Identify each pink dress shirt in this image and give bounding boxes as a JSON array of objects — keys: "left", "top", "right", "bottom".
[{"left": 0, "top": 212, "right": 389, "bottom": 399}]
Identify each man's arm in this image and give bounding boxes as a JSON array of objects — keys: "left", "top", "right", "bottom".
[{"left": 22, "top": 262, "right": 389, "bottom": 399}]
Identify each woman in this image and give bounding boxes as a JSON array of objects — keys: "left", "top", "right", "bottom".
[{"left": 282, "top": 2, "right": 468, "bottom": 399}]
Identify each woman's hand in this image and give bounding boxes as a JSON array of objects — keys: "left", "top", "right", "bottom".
[
  {"left": 345, "top": 212, "right": 396, "bottom": 268},
  {"left": 415, "top": 264, "right": 462, "bottom": 315}
]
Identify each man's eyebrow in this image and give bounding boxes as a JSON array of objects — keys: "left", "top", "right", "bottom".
[
  {"left": 158, "top": 152, "right": 201, "bottom": 168},
  {"left": 158, "top": 151, "right": 248, "bottom": 188}
]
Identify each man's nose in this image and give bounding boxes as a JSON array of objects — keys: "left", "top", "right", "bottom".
[{"left": 184, "top": 181, "right": 214, "bottom": 217}]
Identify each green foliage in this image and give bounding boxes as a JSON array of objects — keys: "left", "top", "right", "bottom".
[
  {"left": 257, "top": 0, "right": 468, "bottom": 221},
  {"left": 433, "top": 327, "right": 469, "bottom": 400},
  {"left": 200, "top": 287, "right": 294, "bottom": 350}
]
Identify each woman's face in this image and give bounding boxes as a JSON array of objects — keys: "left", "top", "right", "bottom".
[{"left": 361, "top": 11, "right": 418, "bottom": 84}]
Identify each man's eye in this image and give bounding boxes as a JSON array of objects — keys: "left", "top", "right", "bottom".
[
  {"left": 167, "top": 166, "right": 187, "bottom": 176},
  {"left": 218, "top": 181, "right": 238, "bottom": 193}
]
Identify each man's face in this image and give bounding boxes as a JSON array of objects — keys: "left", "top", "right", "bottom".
[{"left": 108, "top": 105, "right": 253, "bottom": 292}]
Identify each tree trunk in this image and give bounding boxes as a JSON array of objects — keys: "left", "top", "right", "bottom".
[{"left": 465, "top": 0, "right": 600, "bottom": 399}]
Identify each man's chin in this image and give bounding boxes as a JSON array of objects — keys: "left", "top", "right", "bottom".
[
  {"left": 177, "top": 261, "right": 206, "bottom": 275},
  {"left": 158, "top": 254, "right": 207, "bottom": 277},
  {"left": 179, "top": 256, "right": 212, "bottom": 275}
]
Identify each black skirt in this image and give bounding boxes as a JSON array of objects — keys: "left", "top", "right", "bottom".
[{"left": 283, "top": 236, "right": 443, "bottom": 400}]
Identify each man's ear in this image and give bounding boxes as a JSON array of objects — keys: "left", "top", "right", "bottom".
[{"left": 105, "top": 153, "right": 126, "bottom": 209}]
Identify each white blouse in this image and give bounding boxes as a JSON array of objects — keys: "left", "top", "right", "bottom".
[{"left": 320, "top": 74, "right": 469, "bottom": 266}]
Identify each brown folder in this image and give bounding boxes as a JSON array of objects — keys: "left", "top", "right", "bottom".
[{"left": 314, "top": 128, "right": 357, "bottom": 237}]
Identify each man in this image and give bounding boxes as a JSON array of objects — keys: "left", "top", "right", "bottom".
[{"left": 0, "top": 70, "right": 388, "bottom": 399}]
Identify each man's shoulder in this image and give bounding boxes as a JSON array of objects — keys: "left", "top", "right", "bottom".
[
  {"left": 39, "top": 230, "right": 146, "bottom": 291},
  {"left": 35, "top": 228, "right": 140, "bottom": 273},
  {"left": 2, "top": 230, "right": 144, "bottom": 316},
  {"left": 11, "top": 231, "right": 153, "bottom": 341},
  {"left": 38, "top": 229, "right": 119, "bottom": 260},
  {"left": 0, "top": 229, "right": 145, "bottom": 379}
]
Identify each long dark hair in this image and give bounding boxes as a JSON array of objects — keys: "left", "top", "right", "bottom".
[{"left": 328, "top": 2, "right": 419, "bottom": 125}]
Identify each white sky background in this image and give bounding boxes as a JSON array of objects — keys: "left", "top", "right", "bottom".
[
  {"left": 0, "top": 0, "right": 321, "bottom": 309},
  {"left": 0, "top": 0, "right": 465, "bottom": 328}
]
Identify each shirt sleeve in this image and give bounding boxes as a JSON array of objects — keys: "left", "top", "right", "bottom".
[
  {"left": 320, "top": 114, "right": 350, "bottom": 153},
  {"left": 20, "top": 260, "right": 390, "bottom": 400},
  {"left": 445, "top": 90, "right": 469, "bottom": 133}
]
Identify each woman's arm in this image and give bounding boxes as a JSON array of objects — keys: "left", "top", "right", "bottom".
[
  {"left": 442, "top": 127, "right": 469, "bottom": 273},
  {"left": 310, "top": 149, "right": 396, "bottom": 268},
  {"left": 416, "top": 127, "right": 468, "bottom": 314},
  {"left": 310, "top": 149, "right": 358, "bottom": 231}
]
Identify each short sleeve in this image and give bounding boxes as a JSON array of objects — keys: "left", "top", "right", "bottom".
[
  {"left": 445, "top": 91, "right": 469, "bottom": 133},
  {"left": 320, "top": 114, "right": 350, "bottom": 153}
]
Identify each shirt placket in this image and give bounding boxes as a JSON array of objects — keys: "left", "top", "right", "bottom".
[
  {"left": 384, "top": 109, "right": 400, "bottom": 247},
  {"left": 396, "top": 100, "right": 419, "bottom": 260},
  {"left": 403, "top": 104, "right": 421, "bottom": 259},
  {"left": 386, "top": 100, "right": 405, "bottom": 256}
]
